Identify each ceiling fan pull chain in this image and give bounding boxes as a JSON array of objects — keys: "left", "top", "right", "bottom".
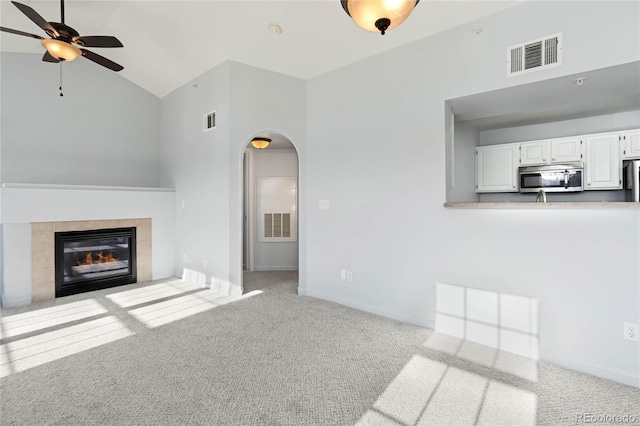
[{"left": 59, "top": 62, "right": 64, "bottom": 97}]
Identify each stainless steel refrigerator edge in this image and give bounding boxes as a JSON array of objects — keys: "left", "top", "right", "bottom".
[{"left": 623, "top": 160, "right": 640, "bottom": 202}]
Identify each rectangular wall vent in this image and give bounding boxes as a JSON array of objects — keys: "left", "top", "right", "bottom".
[
  {"left": 263, "top": 213, "right": 291, "bottom": 238},
  {"left": 507, "top": 33, "right": 562, "bottom": 77},
  {"left": 203, "top": 111, "right": 216, "bottom": 132}
]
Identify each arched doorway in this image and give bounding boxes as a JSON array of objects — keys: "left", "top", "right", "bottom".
[{"left": 242, "top": 132, "right": 299, "bottom": 294}]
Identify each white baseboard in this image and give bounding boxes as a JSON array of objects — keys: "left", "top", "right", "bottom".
[
  {"left": 540, "top": 349, "right": 640, "bottom": 388},
  {"left": 304, "top": 288, "right": 434, "bottom": 329},
  {"left": 252, "top": 266, "right": 299, "bottom": 272},
  {"left": 229, "top": 284, "right": 243, "bottom": 297}
]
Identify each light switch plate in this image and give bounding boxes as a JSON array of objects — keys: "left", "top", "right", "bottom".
[{"left": 319, "top": 200, "right": 330, "bottom": 210}]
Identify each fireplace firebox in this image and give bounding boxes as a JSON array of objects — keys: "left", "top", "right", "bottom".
[{"left": 55, "top": 227, "right": 137, "bottom": 297}]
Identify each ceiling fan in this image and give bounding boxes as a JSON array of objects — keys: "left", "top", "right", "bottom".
[{"left": 0, "top": 0, "right": 124, "bottom": 72}]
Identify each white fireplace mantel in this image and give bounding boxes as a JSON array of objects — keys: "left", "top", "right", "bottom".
[{"left": 1, "top": 183, "right": 177, "bottom": 307}]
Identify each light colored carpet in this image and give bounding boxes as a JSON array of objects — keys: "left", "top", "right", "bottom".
[{"left": 0, "top": 272, "right": 638, "bottom": 425}]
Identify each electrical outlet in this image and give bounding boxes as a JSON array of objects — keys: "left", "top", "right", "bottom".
[
  {"left": 203, "top": 259, "right": 208, "bottom": 270},
  {"left": 624, "top": 322, "right": 639, "bottom": 341},
  {"left": 346, "top": 271, "right": 353, "bottom": 282},
  {"left": 183, "top": 254, "right": 190, "bottom": 264},
  {"left": 340, "top": 269, "right": 346, "bottom": 280}
]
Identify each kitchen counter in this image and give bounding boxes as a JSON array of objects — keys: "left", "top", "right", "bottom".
[{"left": 444, "top": 202, "right": 640, "bottom": 209}]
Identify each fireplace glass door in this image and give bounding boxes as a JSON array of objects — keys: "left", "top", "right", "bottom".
[{"left": 55, "top": 228, "right": 137, "bottom": 297}]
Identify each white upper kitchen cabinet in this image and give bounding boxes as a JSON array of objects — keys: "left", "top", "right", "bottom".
[
  {"left": 550, "top": 136, "right": 583, "bottom": 163},
  {"left": 585, "top": 132, "right": 622, "bottom": 190},
  {"left": 476, "top": 144, "right": 519, "bottom": 192},
  {"left": 519, "top": 140, "right": 550, "bottom": 166},
  {"left": 621, "top": 129, "right": 640, "bottom": 159}
]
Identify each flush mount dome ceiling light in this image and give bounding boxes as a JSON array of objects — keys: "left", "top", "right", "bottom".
[
  {"left": 341, "top": 0, "right": 420, "bottom": 35},
  {"left": 251, "top": 138, "right": 271, "bottom": 149}
]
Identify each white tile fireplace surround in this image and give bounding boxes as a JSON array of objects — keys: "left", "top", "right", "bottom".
[{"left": 1, "top": 184, "right": 176, "bottom": 308}]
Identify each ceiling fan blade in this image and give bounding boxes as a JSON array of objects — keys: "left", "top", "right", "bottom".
[
  {"left": 73, "top": 35, "right": 123, "bottom": 48},
  {"left": 0, "top": 26, "right": 44, "bottom": 40},
  {"left": 11, "top": 1, "right": 58, "bottom": 37},
  {"left": 42, "top": 51, "right": 60, "bottom": 63},
  {"left": 81, "top": 49, "right": 123, "bottom": 72}
]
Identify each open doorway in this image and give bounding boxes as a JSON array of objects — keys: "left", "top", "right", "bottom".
[{"left": 242, "top": 133, "right": 299, "bottom": 294}]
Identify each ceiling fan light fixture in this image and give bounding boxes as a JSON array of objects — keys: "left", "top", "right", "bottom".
[
  {"left": 41, "top": 38, "right": 81, "bottom": 61},
  {"left": 251, "top": 138, "right": 272, "bottom": 149},
  {"left": 341, "top": 0, "right": 419, "bottom": 35}
]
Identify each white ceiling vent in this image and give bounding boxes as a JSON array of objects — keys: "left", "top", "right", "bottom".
[
  {"left": 507, "top": 33, "right": 562, "bottom": 77},
  {"left": 203, "top": 111, "right": 216, "bottom": 132}
]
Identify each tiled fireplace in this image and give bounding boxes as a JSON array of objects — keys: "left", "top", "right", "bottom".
[{"left": 31, "top": 219, "right": 152, "bottom": 302}]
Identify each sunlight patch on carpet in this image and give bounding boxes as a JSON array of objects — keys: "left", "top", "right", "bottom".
[
  {"left": 106, "top": 279, "right": 199, "bottom": 308},
  {"left": 424, "top": 331, "right": 539, "bottom": 382},
  {"left": 476, "top": 381, "right": 537, "bottom": 425},
  {"left": 358, "top": 353, "right": 537, "bottom": 426},
  {"left": 372, "top": 355, "right": 447, "bottom": 425},
  {"left": 127, "top": 289, "right": 263, "bottom": 329},
  {"left": 1, "top": 316, "right": 134, "bottom": 377},
  {"left": 0, "top": 299, "right": 108, "bottom": 339}
]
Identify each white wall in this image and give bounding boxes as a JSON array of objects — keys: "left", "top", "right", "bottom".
[
  {"left": 160, "top": 62, "right": 231, "bottom": 293},
  {"left": 0, "top": 53, "right": 161, "bottom": 187},
  {"left": 1, "top": 223, "right": 31, "bottom": 307},
  {"left": 0, "top": 185, "right": 176, "bottom": 307},
  {"left": 251, "top": 149, "right": 299, "bottom": 271},
  {"left": 0, "top": 52, "right": 170, "bottom": 308},
  {"left": 160, "top": 61, "right": 306, "bottom": 295},
  {"left": 478, "top": 110, "right": 640, "bottom": 146},
  {"left": 305, "top": 1, "right": 640, "bottom": 386},
  {"left": 228, "top": 62, "right": 307, "bottom": 293}
]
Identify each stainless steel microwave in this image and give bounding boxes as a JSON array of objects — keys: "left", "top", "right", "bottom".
[{"left": 519, "top": 163, "right": 584, "bottom": 193}]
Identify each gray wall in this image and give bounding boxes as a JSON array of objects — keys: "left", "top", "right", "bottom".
[
  {"left": 305, "top": 0, "right": 639, "bottom": 386},
  {"left": 450, "top": 121, "right": 480, "bottom": 203},
  {"left": 1, "top": 53, "right": 161, "bottom": 187},
  {"left": 160, "top": 62, "right": 232, "bottom": 292},
  {"left": 160, "top": 61, "right": 306, "bottom": 295},
  {"left": 227, "top": 62, "right": 307, "bottom": 294},
  {"left": 478, "top": 110, "right": 640, "bottom": 146},
  {"left": 251, "top": 149, "right": 299, "bottom": 271}
]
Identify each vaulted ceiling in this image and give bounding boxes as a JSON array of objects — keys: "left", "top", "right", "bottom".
[{"left": 1, "top": 0, "right": 520, "bottom": 98}]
